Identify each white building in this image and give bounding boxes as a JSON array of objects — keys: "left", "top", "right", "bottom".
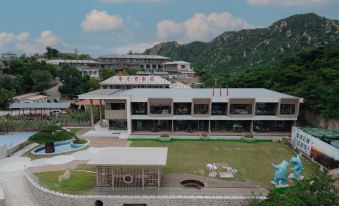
[
  {"left": 98, "top": 54, "right": 170, "bottom": 72},
  {"left": 100, "top": 76, "right": 171, "bottom": 90},
  {"left": 46, "top": 59, "right": 100, "bottom": 77},
  {"left": 79, "top": 88, "right": 303, "bottom": 136},
  {"left": 162, "top": 61, "right": 195, "bottom": 79}
]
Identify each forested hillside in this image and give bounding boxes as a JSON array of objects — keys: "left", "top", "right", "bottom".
[{"left": 227, "top": 45, "right": 339, "bottom": 118}]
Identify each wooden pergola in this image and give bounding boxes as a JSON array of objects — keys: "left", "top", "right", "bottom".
[{"left": 87, "top": 147, "right": 168, "bottom": 189}]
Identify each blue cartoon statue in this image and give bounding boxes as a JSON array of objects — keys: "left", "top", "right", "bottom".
[
  {"left": 288, "top": 155, "right": 304, "bottom": 180},
  {"left": 271, "top": 160, "right": 289, "bottom": 187}
]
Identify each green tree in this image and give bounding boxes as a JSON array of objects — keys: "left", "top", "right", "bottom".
[
  {"left": 0, "top": 88, "right": 15, "bottom": 110},
  {"left": 28, "top": 124, "right": 75, "bottom": 153},
  {"left": 59, "top": 66, "right": 89, "bottom": 97},
  {"left": 45, "top": 46, "right": 59, "bottom": 59},
  {"left": 99, "top": 67, "right": 116, "bottom": 80},
  {"left": 31, "top": 70, "right": 53, "bottom": 93}
]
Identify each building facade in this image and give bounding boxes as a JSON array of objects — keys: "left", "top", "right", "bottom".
[
  {"left": 98, "top": 54, "right": 170, "bottom": 72},
  {"left": 46, "top": 59, "right": 100, "bottom": 77},
  {"left": 79, "top": 88, "right": 303, "bottom": 136},
  {"left": 161, "top": 61, "right": 195, "bottom": 80}
]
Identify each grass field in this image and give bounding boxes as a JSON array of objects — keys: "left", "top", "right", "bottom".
[
  {"left": 131, "top": 139, "right": 317, "bottom": 188},
  {"left": 36, "top": 170, "right": 96, "bottom": 194}
]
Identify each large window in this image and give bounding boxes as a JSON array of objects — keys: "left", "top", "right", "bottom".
[
  {"left": 210, "top": 120, "right": 232, "bottom": 132},
  {"left": 174, "top": 120, "right": 208, "bottom": 132},
  {"left": 109, "top": 119, "right": 127, "bottom": 130},
  {"left": 256, "top": 103, "right": 277, "bottom": 116},
  {"left": 193, "top": 104, "right": 209, "bottom": 115},
  {"left": 150, "top": 104, "right": 171, "bottom": 115},
  {"left": 229, "top": 104, "right": 252, "bottom": 115},
  {"left": 211, "top": 103, "right": 227, "bottom": 115},
  {"left": 131, "top": 102, "right": 147, "bottom": 115},
  {"left": 107, "top": 103, "right": 125, "bottom": 110},
  {"left": 174, "top": 103, "right": 191, "bottom": 115},
  {"left": 280, "top": 104, "right": 296, "bottom": 115},
  {"left": 254, "top": 121, "right": 293, "bottom": 132},
  {"left": 132, "top": 120, "right": 171, "bottom": 132}
]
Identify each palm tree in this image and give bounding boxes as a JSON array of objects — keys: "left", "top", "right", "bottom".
[{"left": 29, "top": 124, "right": 75, "bottom": 153}]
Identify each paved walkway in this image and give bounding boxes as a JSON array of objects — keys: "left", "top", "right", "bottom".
[{"left": 0, "top": 171, "right": 39, "bottom": 206}]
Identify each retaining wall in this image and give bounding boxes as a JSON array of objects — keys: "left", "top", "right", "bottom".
[{"left": 26, "top": 171, "right": 259, "bottom": 206}]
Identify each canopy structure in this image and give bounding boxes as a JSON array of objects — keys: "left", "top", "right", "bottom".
[
  {"left": 9, "top": 102, "right": 71, "bottom": 110},
  {"left": 88, "top": 147, "right": 168, "bottom": 189}
]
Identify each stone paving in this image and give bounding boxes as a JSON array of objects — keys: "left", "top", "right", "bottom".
[{"left": 0, "top": 171, "right": 39, "bottom": 206}]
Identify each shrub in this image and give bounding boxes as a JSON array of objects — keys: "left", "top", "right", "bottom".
[{"left": 72, "top": 139, "right": 87, "bottom": 144}]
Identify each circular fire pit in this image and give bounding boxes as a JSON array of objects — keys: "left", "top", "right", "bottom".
[{"left": 181, "top": 179, "right": 205, "bottom": 190}]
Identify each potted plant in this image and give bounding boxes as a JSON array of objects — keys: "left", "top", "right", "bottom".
[
  {"left": 159, "top": 133, "right": 171, "bottom": 141},
  {"left": 243, "top": 132, "right": 255, "bottom": 141}
]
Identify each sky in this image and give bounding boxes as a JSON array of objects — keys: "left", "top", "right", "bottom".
[{"left": 0, "top": 0, "right": 339, "bottom": 57}]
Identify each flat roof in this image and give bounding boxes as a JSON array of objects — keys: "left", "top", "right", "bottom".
[
  {"left": 9, "top": 102, "right": 71, "bottom": 109},
  {"left": 100, "top": 76, "right": 171, "bottom": 86},
  {"left": 46, "top": 60, "right": 98, "bottom": 64},
  {"left": 99, "top": 54, "right": 170, "bottom": 60},
  {"left": 79, "top": 88, "right": 303, "bottom": 102},
  {"left": 118, "top": 88, "right": 300, "bottom": 100},
  {"left": 87, "top": 147, "right": 168, "bottom": 166},
  {"left": 163, "top": 61, "right": 190, "bottom": 65}
]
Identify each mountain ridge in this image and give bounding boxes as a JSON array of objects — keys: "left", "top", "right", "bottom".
[{"left": 144, "top": 13, "right": 339, "bottom": 74}]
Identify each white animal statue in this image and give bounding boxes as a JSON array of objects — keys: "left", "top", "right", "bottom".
[{"left": 206, "top": 163, "right": 218, "bottom": 171}]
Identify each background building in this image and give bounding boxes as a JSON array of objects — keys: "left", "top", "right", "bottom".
[
  {"left": 46, "top": 59, "right": 100, "bottom": 77},
  {"left": 162, "top": 61, "right": 194, "bottom": 75},
  {"left": 13, "top": 92, "right": 48, "bottom": 103},
  {"left": 98, "top": 54, "right": 170, "bottom": 72},
  {"left": 100, "top": 76, "right": 171, "bottom": 89}
]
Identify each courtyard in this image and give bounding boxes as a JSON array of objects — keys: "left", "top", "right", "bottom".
[{"left": 33, "top": 138, "right": 317, "bottom": 195}]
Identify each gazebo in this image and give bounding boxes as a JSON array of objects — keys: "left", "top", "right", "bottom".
[{"left": 87, "top": 147, "right": 168, "bottom": 189}]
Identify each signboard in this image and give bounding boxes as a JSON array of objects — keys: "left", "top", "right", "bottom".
[{"left": 291, "top": 127, "right": 339, "bottom": 169}]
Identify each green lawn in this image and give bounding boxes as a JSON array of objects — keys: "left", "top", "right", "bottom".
[
  {"left": 35, "top": 170, "right": 96, "bottom": 194},
  {"left": 131, "top": 139, "right": 317, "bottom": 188}
]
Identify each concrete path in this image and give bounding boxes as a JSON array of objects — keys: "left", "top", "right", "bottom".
[{"left": 0, "top": 171, "right": 39, "bottom": 206}]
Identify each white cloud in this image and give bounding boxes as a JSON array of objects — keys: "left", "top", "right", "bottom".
[
  {"left": 112, "top": 42, "right": 158, "bottom": 54},
  {"left": 156, "top": 12, "right": 257, "bottom": 42},
  {"left": 247, "top": 0, "right": 329, "bottom": 6},
  {"left": 81, "top": 9, "right": 123, "bottom": 32},
  {"left": 99, "top": 0, "right": 165, "bottom": 4},
  {"left": 0, "top": 32, "right": 29, "bottom": 46},
  {"left": 15, "top": 30, "right": 64, "bottom": 54}
]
